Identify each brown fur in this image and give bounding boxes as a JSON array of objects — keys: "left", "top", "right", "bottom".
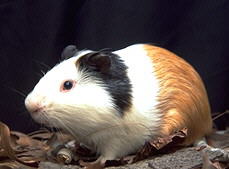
[{"left": 144, "top": 45, "right": 212, "bottom": 145}]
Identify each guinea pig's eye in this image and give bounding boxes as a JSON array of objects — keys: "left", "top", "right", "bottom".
[{"left": 60, "top": 80, "right": 76, "bottom": 92}]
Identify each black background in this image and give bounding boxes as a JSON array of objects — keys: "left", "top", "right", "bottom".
[{"left": 0, "top": 0, "right": 228, "bottom": 133}]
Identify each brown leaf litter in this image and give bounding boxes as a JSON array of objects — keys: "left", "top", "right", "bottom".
[{"left": 0, "top": 110, "right": 229, "bottom": 169}]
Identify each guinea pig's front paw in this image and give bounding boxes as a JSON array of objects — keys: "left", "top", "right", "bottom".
[{"left": 79, "top": 159, "right": 105, "bottom": 169}]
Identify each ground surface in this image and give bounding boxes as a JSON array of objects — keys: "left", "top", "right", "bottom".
[
  {"left": 0, "top": 119, "right": 229, "bottom": 169},
  {"left": 38, "top": 147, "right": 228, "bottom": 169}
]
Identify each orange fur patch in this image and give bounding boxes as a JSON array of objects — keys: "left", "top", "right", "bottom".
[{"left": 144, "top": 45, "right": 212, "bottom": 145}]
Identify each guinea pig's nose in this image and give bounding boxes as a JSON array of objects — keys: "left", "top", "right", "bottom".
[{"left": 25, "top": 96, "right": 44, "bottom": 114}]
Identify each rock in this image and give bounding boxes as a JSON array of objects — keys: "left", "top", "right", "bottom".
[{"left": 38, "top": 147, "right": 228, "bottom": 169}]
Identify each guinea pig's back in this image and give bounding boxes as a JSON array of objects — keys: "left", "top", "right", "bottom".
[{"left": 143, "top": 44, "right": 212, "bottom": 145}]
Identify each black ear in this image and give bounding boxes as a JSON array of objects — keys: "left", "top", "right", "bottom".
[
  {"left": 85, "top": 52, "right": 111, "bottom": 73},
  {"left": 61, "top": 45, "right": 78, "bottom": 60}
]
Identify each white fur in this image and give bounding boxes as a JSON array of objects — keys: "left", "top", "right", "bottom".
[{"left": 25, "top": 44, "right": 162, "bottom": 162}]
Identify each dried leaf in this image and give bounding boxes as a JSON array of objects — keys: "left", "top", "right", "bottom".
[
  {"left": 27, "top": 129, "right": 52, "bottom": 140},
  {"left": 0, "top": 121, "right": 45, "bottom": 167},
  {"left": 132, "top": 128, "right": 187, "bottom": 163},
  {"left": 16, "top": 148, "right": 46, "bottom": 163},
  {"left": 206, "top": 129, "right": 229, "bottom": 149},
  {"left": 10, "top": 131, "right": 49, "bottom": 164},
  {"left": 10, "top": 131, "right": 45, "bottom": 148},
  {"left": 201, "top": 151, "right": 223, "bottom": 169},
  {"left": 0, "top": 161, "right": 36, "bottom": 169},
  {"left": 0, "top": 162, "right": 19, "bottom": 169},
  {"left": 0, "top": 149, "right": 10, "bottom": 158},
  {"left": 0, "top": 122, "right": 16, "bottom": 160}
]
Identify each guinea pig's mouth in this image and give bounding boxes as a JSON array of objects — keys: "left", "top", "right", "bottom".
[
  {"left": 31, "top": 107, "right": 44, "bottom": 114},
  {"left": 29, "top": 108, "right": 53, "bottom": 127}
]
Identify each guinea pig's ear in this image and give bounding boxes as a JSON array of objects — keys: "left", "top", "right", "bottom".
[
  {"left": 84, "top": 52, "right": 111, "bottom": 73},
  {"left": 61, "top": 45, "right": 78, "bottom": 60}
]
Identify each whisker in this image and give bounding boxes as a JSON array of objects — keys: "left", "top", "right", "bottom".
[
  {"left": 39, "top": 112, "right": 65, "bottom": 136},
  {"left": 40, "top": 114, "right": 53, "bottom": 130},
  {"left": 33, "top": 59, "right": 51, "bottom": 70},
  {"left": 45, "top": 105, "right": 154, "bottom": 145},
  {"left": 6, "top": 86, "right": 26, "bottom": 98},
  {"left": 41, "top": 70, "right": 46, "bottom": 76},
  {"left": 54, "top": 116, "right": 76, "bottom": 136},
  {"left": 98, "top": 48, "right": 113, "bottom": 53},
  {"left": 54, "top": 127, "right": 62, "bottom": 137},
  {"left": 36, "top": 72, "right": 43, "bottom": 78}
]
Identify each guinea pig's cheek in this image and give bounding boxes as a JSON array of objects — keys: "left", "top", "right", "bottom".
[
  {"left": 32, "top": 114, "right": 53, "bottom": 127},
  {"left": 29, "top": 105, "right": 54, "bottom": 126},
  {"left": 30, "top": 112, "right": 44, "bottom": 123}
]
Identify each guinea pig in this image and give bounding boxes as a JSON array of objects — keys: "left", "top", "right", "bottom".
[{"left": 25, "top": 44, "right": 212, "bottom": 165}]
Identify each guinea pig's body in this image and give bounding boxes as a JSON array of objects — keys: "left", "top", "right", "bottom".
[{"left": 25, "top": 44, "right": 212, "bottom": 163}]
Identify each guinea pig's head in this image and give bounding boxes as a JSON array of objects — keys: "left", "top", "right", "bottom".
[{"left": 25, "top": 47, "right": 132, "bottom": 136}]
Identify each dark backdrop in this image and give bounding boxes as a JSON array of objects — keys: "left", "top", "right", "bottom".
[{"left": 0, "top": 0, "right": 228, "bottom": 133}]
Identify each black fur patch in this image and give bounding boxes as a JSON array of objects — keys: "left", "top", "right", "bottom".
[{"left": 76, "top": 51, "right": 132, "bottom": 116}]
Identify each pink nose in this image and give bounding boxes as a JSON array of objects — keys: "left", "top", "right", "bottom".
[{"left": 25, "top": 97, "right": 43, "bottom": 114}]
